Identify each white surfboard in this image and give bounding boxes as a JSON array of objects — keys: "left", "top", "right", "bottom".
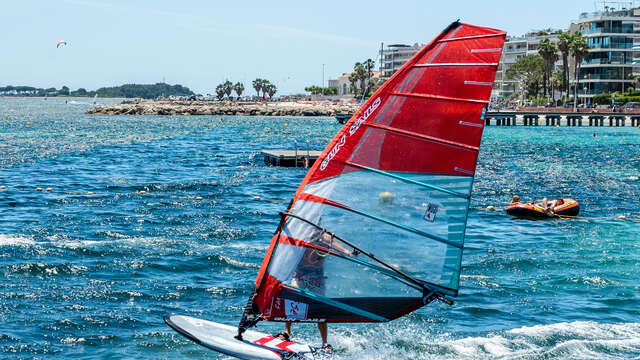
[{"left": 164, "top": 315, "right": 316, "bottom": 360}]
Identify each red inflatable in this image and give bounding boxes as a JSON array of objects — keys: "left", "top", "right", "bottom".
[{"left": 506, "top": 198, "right": 580, "bottom": 219}]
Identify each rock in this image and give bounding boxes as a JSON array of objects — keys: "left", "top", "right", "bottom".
[{"left": 85, "top": 99, "right": 360, "bottom": 118}]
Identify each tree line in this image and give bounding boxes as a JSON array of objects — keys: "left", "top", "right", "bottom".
[
  {"left": 214, "top": 79, "right": 277, "bottom": 100},
  {"left": 0, "top": 83, "right": 194, "bottom": 99},
  {"left": 505, "top": 31, "right": 589, "bottom": 104},
  {"left": 304, "top": 85, "right": 337, "bottom": 96}
]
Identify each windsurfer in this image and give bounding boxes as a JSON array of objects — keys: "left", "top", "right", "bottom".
[{"left": 279, "top": 229, "right": 355, "bottom": 353}]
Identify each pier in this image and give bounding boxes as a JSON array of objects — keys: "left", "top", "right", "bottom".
[
  {"left": 334, "top": 110, "right": 640, "bottom": 127},
  {"left": 485, "top": 111, "right": 640, "bottom": 127},
  {"left": 261, "top": 150, "right": 321, "bottom": 167}
]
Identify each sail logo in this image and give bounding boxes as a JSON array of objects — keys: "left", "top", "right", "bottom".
[
  {"left": 284, "top": 299, "right": 308, "bottom": 319},
  {"left": 320, "top": 134, "right": 346, "bottom": 171},
  {"left": 349, "top": 97, "right": 381, "bottom": 136},
  {"left": 320, "top": 97, "right": 381, "bottom": 171},
  {"left": 424, "top": 203, "right": 439, "bottom": 222}
]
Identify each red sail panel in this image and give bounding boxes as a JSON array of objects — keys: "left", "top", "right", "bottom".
[{"left": 251, "top": 21, "right": 506, "bottom": 324}]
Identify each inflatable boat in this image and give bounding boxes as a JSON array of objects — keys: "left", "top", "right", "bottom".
[{"left": 506, "top": 198, "right": 579, "bottom": 219}]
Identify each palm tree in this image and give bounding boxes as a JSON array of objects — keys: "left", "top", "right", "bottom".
[
  {"left": 215, "top": 84, "right": 225, "bottom": 100},
  {"left": 348, "top": 72, "right": 358, "bottom": 95},
  {"left": 259, "top": 79, "right": 272, "bottom": 99},
  {"left": 233, "top": 82, "right": 244, "bottom": 100},
  {"left": 252, "top": 79, "right": 263, "bottom": 98},
  {"left": 265, "top": 83, "right": 277, "bottom": 99},
  {"left": 352, "top": 62, "right": 367, "bottom": 96},
  {"left": 557, "top": 32, "right": 572, "bottom": 101},
  {"left": 363, "top": 58, "right": 375, "bottom": 95},
  {"left": 570, "top": 33, "right": 589, "bottom": 111},
  {"left": 551, "top": 69, "right": 564, "bottom": 103},
  {"left": 537, "top": 38, "right": 558, "bottom": 98},
  {"left": 223, "top": 80, "right": 233, "bottom": 99}
]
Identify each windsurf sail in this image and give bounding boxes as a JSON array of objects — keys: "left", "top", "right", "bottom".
[{"left": 238, "top": 21, "right": 505, "bottom": 335}]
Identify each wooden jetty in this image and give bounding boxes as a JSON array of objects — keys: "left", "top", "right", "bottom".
[
  {"left": 335, "top": 111, "right": 640, "bottom": 127},
  {"left": 485, "top": 111, "right": 640, "bottom": 127},
  {"left": 262, "top": 150, "right": 322, "bottom": 167}
]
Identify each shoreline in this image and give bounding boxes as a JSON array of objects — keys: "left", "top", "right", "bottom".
[{"left": 86, "top": 99, "right": 360, "bottom": 116}]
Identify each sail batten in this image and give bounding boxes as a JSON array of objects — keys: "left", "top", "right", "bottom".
[
  {"left": 298, "top": 192, "right": 464, "bottom": 249},
  {"left": 340, "top": 161, "right": 471, "bottom": 199},
  {"left": 413, "top": 62, "right": 498, "bottom": 67},
  {"left": 239, "top": 21, "right": 505, "bottom": 330},
  {"left": 390, "top": 91, "right": 489, "bottom": 104},
  {"left": 437, "top": 33, "right": 505, "bottom": 42},
  {"left": 279, "top": 211, "right": 450, "bottom": 293},
  {"left": 362, "top": 122, "right": 480, "bottom": 151}
]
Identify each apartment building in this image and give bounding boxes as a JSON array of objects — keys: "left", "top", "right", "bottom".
[
  {"left": 378, "top": 43, "right": 422, "bottom": 82},
  {"left": 570, "top": 7, "right": 640, "bottom": 99},
  {"left": 492, "top": 31, "right": 563, "bottom": 99}
]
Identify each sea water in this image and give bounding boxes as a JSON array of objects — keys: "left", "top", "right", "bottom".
[{"left": 1, "top": 97, "right": 639, "bottom": 359}]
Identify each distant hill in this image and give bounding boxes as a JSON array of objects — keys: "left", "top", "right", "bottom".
[
  {"left": 95, "top": 83, "right": 194, "bottom": 99},
  {"left": 0, "top": 83, "right": 195, "bottom": 99}
]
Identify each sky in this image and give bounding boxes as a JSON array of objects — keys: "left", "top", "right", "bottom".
[{"left": 1, "top": 0, "right": 619, "bottom": 95}]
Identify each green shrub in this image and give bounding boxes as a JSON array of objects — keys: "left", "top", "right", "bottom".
[{"left": 593, "top": 93, "right": 611, "bottom": 105}]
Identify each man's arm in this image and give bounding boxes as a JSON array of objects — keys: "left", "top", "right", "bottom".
[{"left": 320, "top": 232, "right": 358, "bottom": 256}]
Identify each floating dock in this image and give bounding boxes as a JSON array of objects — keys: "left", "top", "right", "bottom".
[
  {"left": 336, "top": 113, "right": 353, "bottom": 124},
  {"left": 261, "top": 150, "right": 322, "bottom": 167}
]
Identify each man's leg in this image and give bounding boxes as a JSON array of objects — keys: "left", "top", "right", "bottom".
[
  {"left": 285, "top": 322, "right": 292, "bottom": 336},
  {"left": 317, "top": 322, "right": 328, "bottom": 345}
]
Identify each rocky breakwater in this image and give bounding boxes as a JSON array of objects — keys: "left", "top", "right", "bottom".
[{"left": 86, "top": 99, "right": 359, "bottom": 117}]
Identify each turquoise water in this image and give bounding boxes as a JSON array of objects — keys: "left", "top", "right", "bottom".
[{"left": 1, "top": 97, "right": 639, "bottom": 359}]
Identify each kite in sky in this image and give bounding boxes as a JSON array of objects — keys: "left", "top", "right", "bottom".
[{"left": 56, "top": 40, "right": 67, "bottom": 48}]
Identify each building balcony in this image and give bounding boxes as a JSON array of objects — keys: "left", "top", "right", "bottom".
[
  {"left": 574, "top": 76, "right": 634, "bottom": 82},
  {"left": 581, "top": 28, "right": 635, "bottom": 35},
  {"left": 504, "top": 47, "right": 526, "bottom": 53},
  {"left": 588, "top": 47, "right": 635, "bottom": 52},
  {"left": 582, "top": 59, "right": 634, "bottom": 66}
]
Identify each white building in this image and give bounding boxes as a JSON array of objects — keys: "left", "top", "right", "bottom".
[
  {"left": 379, "top": 43, "right": 422, "bottom": 82},
  {"left": 328, "top": 71, "right": 381, "bottom": 96},
  {"left": 492, "top": 31, "right": 564, "bottom": 99},
  {"left": 327, "top": 73, "right": 352, "bottom": 96},
  {"left": 570, "top": 7, "right": 640, "bottom": 99}
]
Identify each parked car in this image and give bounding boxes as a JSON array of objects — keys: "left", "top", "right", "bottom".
[
  {"left": 563, "top": 102, "right": 574, "bottom": 108},
  {"left": 623, "top": 102, "right": 640, "bottom": 110}
]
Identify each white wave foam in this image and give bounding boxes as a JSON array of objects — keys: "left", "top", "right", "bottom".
[
  {"left": 0, "top": 234, "right": 36, "bottom": 247},
  {"left": 328, "top": 321, "right": 640, "bottom": 360},
  {"left": 218, "top": 255, "right": 260, "bottom": 269}
]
